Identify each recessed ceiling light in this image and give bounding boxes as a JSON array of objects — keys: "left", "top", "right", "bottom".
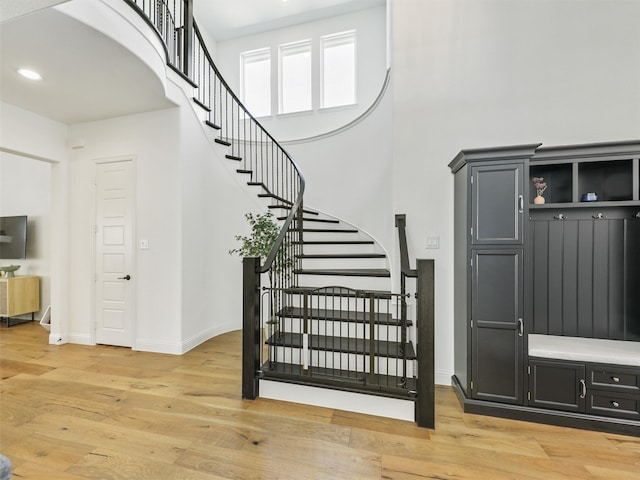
[{"left": 17, "top": 68, "right": 42, "bottom": 81}]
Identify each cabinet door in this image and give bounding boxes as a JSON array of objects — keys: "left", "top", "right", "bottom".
[
  {"left": 471, "top": 163, "right": 524, "bottom": 245},
  {"left": 528, "top": 359, "right": 586, "bottom": 412},
  {"left": 471, "top": 249, "right": 524, "bottom": 404}
]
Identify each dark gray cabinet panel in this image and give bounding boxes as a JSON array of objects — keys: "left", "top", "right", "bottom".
[
  {"left": 626, "top": 218, "right": 640, "bottom": 340},
  {"left": 530, "top": 214, "right": 637, "bottom": 340},
  {"left": 471, "top": 164, "right": 524, "bottom": 245},
  {"left": 528, "top": 359, "right": 585, "bottom": 412},
  {"left": 472, "top": 249, "right": 523, "bottom": 404}
]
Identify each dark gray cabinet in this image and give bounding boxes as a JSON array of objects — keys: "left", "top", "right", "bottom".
[
  {"left": 529, "top": 359, "right": 640, "bottom": 420},
  {"left": 472, "top": 249, "right": 523, "bottom": 403},
  {"left": 450, "top": 140, "right": 640, "bottom": 435},
  {"left": 471, "top": 163, "right": 524, "bottom": 245},
  {"left": 528, "top": 359, "right": 586, "bottom": 412}
]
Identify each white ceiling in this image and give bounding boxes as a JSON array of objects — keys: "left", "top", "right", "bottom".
[
  {"left": 0, "top": 7, "right": 175, "bottom": 124},
  {"left": 195, "top": 0, "right": 385, "bottom": 41},
  {"left": 0, "top": 0, "right": 383, "bottom": 125}
]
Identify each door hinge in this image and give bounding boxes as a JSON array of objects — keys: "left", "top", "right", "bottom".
[
  {"left": 470, "top": 320, "right": 474, "bottom": 328},
  {"left": 470, "top": 257, "right": 473, "bottom": 268},
  {"left": 470, "top": 381, "right": 474, "bottom": 390},
  {"left": 527, "top": 365, "right": 531, "bottom": 375},
  {"left": 527, "top": 391, "right": 531, "bottom": 401},
  {"left": 470, "top": 227, "right": 473, "bottom": 238},
  {"left": 470, "top": 176, "right": 474, "bottom": 184}
]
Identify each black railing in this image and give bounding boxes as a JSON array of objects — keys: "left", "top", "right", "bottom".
[
  {"left": 396, "top": 214, "right": 435, "bottom": 428},
  {"left": 259, "top": 286, "right": 416, "bottom": 397}
]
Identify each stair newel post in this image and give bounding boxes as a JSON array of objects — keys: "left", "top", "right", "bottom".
[
  {"left": 415, "top": 259, "right": 435, "bottom": 429},
  {"left": 242, "top": 256, "right": 262, "bottom": 400}
]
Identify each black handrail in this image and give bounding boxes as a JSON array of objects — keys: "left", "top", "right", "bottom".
[
  {"left": 193, "top": 20, "right": 305, "bottom": 273},
  {"left": 124, "top": 0, "right": 305, "bottom": 279}
]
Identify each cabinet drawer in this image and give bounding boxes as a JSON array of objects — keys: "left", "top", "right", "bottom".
[
  {"left": 587, "top": 390, "right": 640, "bottom": 420},
  {"left": 588, "top": 365, "right": 640, "bottom": 394}
]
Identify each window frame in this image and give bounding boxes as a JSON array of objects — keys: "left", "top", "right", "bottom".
[
  {"left": 278, "top": 39, "right": 313, "bottom": 115},
  {"left": 320, "top": 30, "right": 357, "bottom": 109},
  {"left": 240, "top": 47, "right": 272, "bottom": 118}
]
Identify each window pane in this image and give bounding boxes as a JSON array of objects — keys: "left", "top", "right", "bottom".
[
  {"left": 241, "top": 49, "right": 271, "bottom": 117},
  {"left": 280, "top": 41, "right": 312, "bottom": 114},
  {"left": 322, "top": 32, "right": 356, "bottom": 108}
]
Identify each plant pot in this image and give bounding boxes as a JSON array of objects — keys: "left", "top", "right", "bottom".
[{"left": 533, "top": 195, "right": 546, "bottom": 205}]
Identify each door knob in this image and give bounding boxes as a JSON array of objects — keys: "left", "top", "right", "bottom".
[{"left": 118, "top": 274, "right": 131, "bottom": 280}]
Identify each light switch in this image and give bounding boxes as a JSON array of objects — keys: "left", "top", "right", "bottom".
[
  {"left": 140, "top": 239, "right": 149, "bottom": 250},
  {"left": 426, "top": 236, "right": 440, "bottom": 249}
]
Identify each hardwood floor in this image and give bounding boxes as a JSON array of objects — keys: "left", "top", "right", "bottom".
[{"left": 1, "top": 322, "right": 639, "bottom": 479}]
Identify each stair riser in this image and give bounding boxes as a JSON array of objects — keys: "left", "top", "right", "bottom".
[
  {"left": 268, "top": 346, "right": 415, "bottom": 377},
  {"left": 295, "top": 274, "right": 390, "bottom": 291},
  {"left": 301, "top": 231, "right": 366, "bottom": 242},
  {"left": 299, "top": 257, "right": 388, "bottom": 270},
  {"left": 273, "top": 320, "right": 407, "bottom": 342},
  {"left": 295, "top": 243, "right": 377, "bottom": 255}
]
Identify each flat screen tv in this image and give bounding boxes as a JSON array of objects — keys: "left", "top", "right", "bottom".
[{"left": 0, "top": 215, "right": 28, "bottom": 260}]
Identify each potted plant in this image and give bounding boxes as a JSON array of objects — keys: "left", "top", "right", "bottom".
[{"left": 229, "top": 212, "right": 292, "bottom": 334}]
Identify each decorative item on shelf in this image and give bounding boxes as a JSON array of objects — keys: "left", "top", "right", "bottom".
[
  {"left": 581, "top": 192, "right": 599, "bottom": 202},
  {"left": 532, "top": 176, "right": 547, "bottom": 204},
  {"left": 0, "top": 265, "right": 20, "bottom": 277}
]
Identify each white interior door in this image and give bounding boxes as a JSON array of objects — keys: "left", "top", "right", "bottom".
[{"left": 95, "top": 159, "right": 134, "bottom": 347}]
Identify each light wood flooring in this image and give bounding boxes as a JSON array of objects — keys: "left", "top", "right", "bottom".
[{"left": 1, "top": 321, "right": 639, "bottom": 479}]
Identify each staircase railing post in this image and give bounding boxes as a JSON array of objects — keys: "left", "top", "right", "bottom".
[
  {"left": 182, "top": 0, "right": 193, "bottom": 78},
  {"left": 415, "top": 259, "right": 435, "bottom": 428},
  {"left": 242, "top": 256, "right": 261, "bottom": 399}
]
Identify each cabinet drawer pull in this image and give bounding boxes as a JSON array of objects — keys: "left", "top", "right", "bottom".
[
  {"left": 611, "top": 376, "right": 620, "bottom": 383},
  {"left": 518, "top": 195, "right": 524, "bottom": 214},
  {"left": 579, "top": 380, "right": 586, "bottom": 399},
  {"left": 611, "top": 401, "right": 620, "bottom": 408}
]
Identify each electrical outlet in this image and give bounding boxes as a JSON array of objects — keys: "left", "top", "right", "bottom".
[{"left": 140, "top": 239, "right": 149, "bottom": 250}]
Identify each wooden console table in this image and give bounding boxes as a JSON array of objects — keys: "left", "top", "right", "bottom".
[{"left": 0, "top": 275, "right": 40, "bottom": 327}]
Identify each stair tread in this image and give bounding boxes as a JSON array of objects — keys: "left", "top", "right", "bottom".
[
  {"left": 226, "top": 154, "right": 242, "bottom": 161},
  {"left": 284, "top": 286, "right": 392, "bottom": 299},
  {"left": 262, "top": 361, "right": 417, "bottom": 394},
  {"left": 295, "top": 268, "right": 390, "bottom": 277},
  {"left": 269, "top": 204, "right": 318, "bottom": 215},
  {"left": 277, "top": 306, "right": 411, "bottom": 326},
  {"left": 298, "top": 253, "right": 386, "bottom": 259},
  {"left": 281, "top": 217, "right": 340, "bottom": 224},
  {"left": 192, "top": 97, "right": 211, "bottom": 112},
  {"left": 215, "top": 138, "right": 231, "bottom": 146},
  {"left": 205, "top": 120, "right": 221, "bottom": 130},
  {"left": 265, "top": 332, "right": 416, "bottom": 359}
]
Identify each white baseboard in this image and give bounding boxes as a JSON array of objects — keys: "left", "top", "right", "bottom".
[
  {"left": 260, "top": 379, "right": 415, "bottom": 422},
  {"left": 435, "top": 369, "right": 453, "bottom": 386}
]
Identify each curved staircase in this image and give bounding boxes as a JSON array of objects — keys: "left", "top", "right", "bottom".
[{"left": 125, "top": 0, "right": 433, "bottom": 426}]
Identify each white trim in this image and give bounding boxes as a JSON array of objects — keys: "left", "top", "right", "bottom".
[{"left": 260, "top": 379, "right": 415, "bottom": 421}]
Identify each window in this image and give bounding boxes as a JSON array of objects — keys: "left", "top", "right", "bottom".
[
  {"left": 279, "top": 40, "right": 312, "bottom": 114},
  {"left": 321, "top": 31, "right": 356, "bottom": 108},
  {"left": 241, "top": 48, "right": 271, "bottom": 117}
]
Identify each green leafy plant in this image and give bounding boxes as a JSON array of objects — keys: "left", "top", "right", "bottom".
[
  {"left": 230, "top": 212, "right": 293, "bottom": 327},
  {"left": 229, "top": 212, "right": 280, "bottom": 262}
]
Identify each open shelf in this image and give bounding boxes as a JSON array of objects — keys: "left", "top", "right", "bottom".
[
  {"left": 577, "top": 159, "right": 633, "bottom": 202},
  {"left": 530, "top": 163, "right": 572, "bottom": 204}
]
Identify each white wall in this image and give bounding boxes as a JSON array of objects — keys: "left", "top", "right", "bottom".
[
  {"left": 0, "top": 152, "right": 52, "bottom": 318},
  {"left": 213, "top": 6, "right": 387, "bottom": 141},
  {"left": 392, "top": 0, "right": 640, "bottom": 384}
]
